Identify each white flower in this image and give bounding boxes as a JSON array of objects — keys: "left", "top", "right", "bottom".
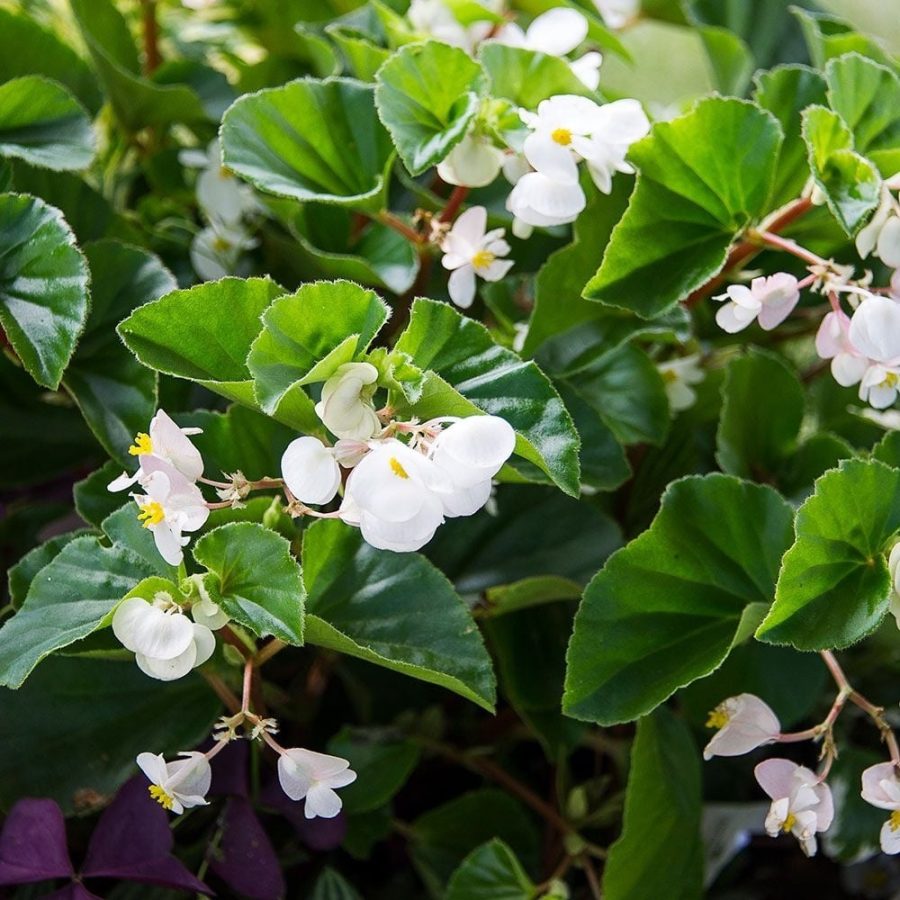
[
  {"left": 754, "top": 759, "right": 834, "bottom": 857},
  {"left": 703, "top": 694, "right": 781, "bottom": 761},
  {"left": 108, "top": 409, "right": 204, "bottom": 493},
  {"left": 137, "top": 751, "right": 211, "bottom": 814},
  {"left": 815, "top": 310, "right": 868, "bottom": 387},
  {"left": 113, "top": 591, "right": 215, "bottom": 681},
  {"left": 592, "top": 0, "right": 640, "bottom": 29},
  {"left": 340, "top": 439, "right": 450, "bottom": 552},
  {"left": 190, "top": 220, "right": 257, "bottom": 281},
  {"left": 658, "top": 355, "right": 705, "bottom": 412},
  {"left": 437, "top": 132, "right": 505, "bottom": 188},
  {"left": 430, "top": 415, "right": 516, "bottom": 517},
  {"left": 859, "top": 363, "right": 900, "bottom": 409},
  {"left": 191, "top": 596, "right": 229, "bottom": 631},
  {"left": 314, "top": 362, "right": 381, "bottom": 441},
  {"left": 848, "top": 295, "right": 900, "bottom": 365},
  {"left": 131, "top": 457, "right": 210, "bottom": 567},
  {"left": 180, "top": 139, "right": 258, "bottom": 228},
  {"left": 714, "top": 273, "right": 801, "bottom": 333},
  {"left": 889, "top": 544, "right": 900, "bottom": 628},
  {"left": 280, "top": 436, "right": 342, "bottom": 506},
  {"left": 576, "top": 99, "right": 650, "bottom": 194},
  {"left": 407, "top": 0, "right": 494, "bottom": 54},
  {"left": 861, "top": 761, "right": 900, "bottom": 854},
  {"left": 507, "top": 170, "right": 586, "bottom": 230},
  {"left": 277, "top": 748, "right": 357, "bottom": 819},
  {"left": 856, "top": 174, "right": 900, "bottom": 267},
  {"left": 440, "top": 206, "right": 513, "bottom": 308}
]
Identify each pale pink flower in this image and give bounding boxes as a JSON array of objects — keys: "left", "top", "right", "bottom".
[
  {"left": 703, "top": 694, "right": 781, "bottom": 761},
  {"left": 861, "top": 762, "right": 900, "bottom": 854},
  {"left": 715, "top": 273, "right": 800, "bottom": 333}
]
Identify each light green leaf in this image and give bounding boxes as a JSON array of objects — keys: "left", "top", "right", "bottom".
[
  {"left": 0, "top": 536, "right": 155, "bottom": 689},
  {"left": 0, "top": 76, "right": 95, "bottom": 172},
  {"left": 793, "top": 7, "right": 895, "bottom": 70},
  {"left": 193, "top": 522, "right": 305, "bottom": 644},
  {"left": 602, "top": 709, "right": 702, "bottom": 900},
  {"left": 117, "top": 277, "right": 283, "bottom": 408},
  {"left": 102, "top": 505, "right": 176, "bottom": 579},
  {"left": 302, "top": 519, "right": 496, "bottom": 710},
  {"left": 248, "top": 279, "right": 389, "bottom": 422},
  {"left": 583, "top": 97, "right": 783, "bottom": 317},
  {"left": 393, "top": 299, "right": 580, "bottom": 496},
  {"left": 375, "top": 40, "right": 488, "bottom": 175},
  {"left": 698, "top": 26, "right": 754, "bottom": 96},
  {"left": 446, "top": 839, "right": 536, "bottom": 900},
  {"left": 757, "top": 459, "right": 900, "bottom": 650},
  {"left": 0, "top": 192, "right": 90, "bottom": 389},
  {"left": 326, "top": 25, "right": 392, "bottom": 82},
  {"left": 221, "top": 77, "right": 395, "bottom": 212},
  {"left": 564, "top": 474, "right": 794, "bottom": 724}
]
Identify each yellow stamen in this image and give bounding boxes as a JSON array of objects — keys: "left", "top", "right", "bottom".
[
  {"left": 551, "top": 127, "right": 573, "bottom": 146},
  {"left": 128, "top": 432, "right": 153, "bottom": 456},
  {"left": 782, "top": 813, "right": 796, "bottom": 833},
  {"left": 389, "top": 456, "right": 409, "bottom": 479},
  {"left": 138, "top": 500, "right": 165, "bottom": 528},
  {"left": 661, "top": 368, "right": 678, "bottom": 384},
  {"left": 149, "top": 784, "right": 174, "bottom": 810},
  {"left": 471, "top": 249, "right": 496, "bottom": 270},
  {"left": 219, "top": 165, "right": 233, "bottom": 179},
  {"left": 212, "top": 236, "right": 232, "bottom": 252},
  {"left": 890, "top": 810, "right": 900, "bottom": 831},
  {"left": 706, "top": 706, "right": 730, "bottom": 730},
  {"left": 883, "top": 372, "right": 899, "bottom": 388}
]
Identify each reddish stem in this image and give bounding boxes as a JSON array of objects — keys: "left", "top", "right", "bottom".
[
  {"left": 439, "top": 185, "right": 469, "bottom": 223},
  {"left": 376, "top": 211, "right": 423, "bottom": 244},
  {"left": 140, "top": 0, "right": 161, "bottom": 75}
]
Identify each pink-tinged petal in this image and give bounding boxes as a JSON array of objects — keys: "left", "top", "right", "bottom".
[
  {"left": 815, "top": 311, "right": 848, "bottom": 359},
  {"left": 715, "top": 302, "right": 756, "bottom": 334},
  {"left": 757, "top": 294, "right": 800, "bottom": 330},
  {"left": 725, "top": 284, "right": 760, "bottom": 310},
  {"left": 832, "top": 353, "right": 868, "bottom": 387},
  {"left": 448, "top": 265, "right": 477, "bottom": 308},
  {"left": 764, "top": 797, "right": 790, "bottom": 836},
  {"left": 108, "top": 470, "right": 140, "bottom": 492},
  {"left": 703, "top": 694, "right": 780, "bottom": 760},
  {"left": 150, "top": 410, "right": 204, "bottom": 481},
  {"left": 881, "top": 818, "right": 900, "bottom": 854},
  {"left": 755, "top": 758, "right": 800, "bottom": 801},
  {"left": 304, "top": 784, "right": 342, "bottom": 819},
  {"left": 812, "top": 781, "right": 834, "bottom": 831},
  {"left": 861, "top": 762, "right": 900, "bottom": 810}
]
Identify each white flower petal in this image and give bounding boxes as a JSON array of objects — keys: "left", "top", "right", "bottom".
[
  {"left": 526, "top": 7, "right": 588, "bottom": 56},
  {"left": 448, "top": 264, "right": 477, "bottom": 308},
  {"left": 523, "top": 132, "right": 579, "bottom": 183},
  {"left": 304, "top": 784, "right": 342, "bottom": 819},
  {"left": 136, "top": 642, "right": 198, "bottom": 681},
  {"left": 281, "top": 437, "right": 342, "bottom": 505}
]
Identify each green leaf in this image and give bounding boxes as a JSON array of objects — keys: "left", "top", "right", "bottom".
[
  {"left": 479, "top": 43, "right": 596, "bottom": 109},
  {"left": 248, "top": 279, "right": 389, "bottom": 422},
  {"left": 564, "top": 474, "right": 793, "bottom": 724},
  {"left": 446, "top": 839, "right": 536, "bottom": 900},
  {"left": 583, "top": 97, "right": 783, "bottom": 317},
  {"left": 326, "top": 25, "right": 392, "bottom": 82},
  {"left": 7, "top": 529, "right": 89, "bottom": 610},
  {"left": 602, "top": 709, "right": 702, "bottom": 900},
  {"left": 64, "top": 241, "right": 175, "bottom": 463},
  {"left": 393, "top": 298, "right": 580, "bottom": 496},
  {"left": 793, "top": 7, "right": 895, "bottom": 71},
  {"left": 697, "top": 26, "right": 754, "bottom": 96},
  {"left": 0, "top": 656, "right": 218, "bottom": 814},
  {"left": 0, "top": 536, "right": 155, "bottom": 689},
  {"left": 102, "top": 505, "right": 176, "bottom": 579},
  {"left": 302, "top": 519, "right": 496, "bottom": 710},
  {"left": 74, "top": 461, "right": 126, "bottom": 528},
  {"left": 753, "top": 65, "right": 829, "bottom": 207},
  {"left": 0, "top": 192, "right": 90, "bottom": 389},
  {"left": 0, "top": 76, "right": 95, "bottom": 172},
  {"left": 375, "top": 40, "right": 488, "bottom": 175},
  {"left": 716, "top": 349, "right": 804, "bottom": 480},
  {"left": 802, "top": 104, "right": 882, "bottom": 237},
  {"left": 757, "top": 459, "right": 900, "bottom": 650},
  {"left": 118, "top": 277, "right": 283, "bottom": 407},
  {"left": 826, "top": 53, "right": 900, "bottom": 174},
  {"left": 221, "top": 77, "right": 395, "bottom": 212},
  {"left": 310, "top": 868, "right": 363, "bottom": 900},
  {"left": 193, "top": 522, "right": 305, "bottom": 644}
]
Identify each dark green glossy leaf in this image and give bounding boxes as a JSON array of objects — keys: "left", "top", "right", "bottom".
[{"left": 446, "top": 839, "right": 536, "bottom": 900}]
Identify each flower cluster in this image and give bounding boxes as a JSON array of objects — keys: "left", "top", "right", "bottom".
[{"left": 440, "top": 206, "right": 513, "bottom": 308}]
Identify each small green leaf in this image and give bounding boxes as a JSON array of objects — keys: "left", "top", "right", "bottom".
[
  {"left": 326, "top": 25, "right": 392, "bottom": 82},
  {"left": 221, "top": 77, "right": 395, "bottom": 212},
  {"left": 583, "top": 97, "right": 783, "bottom": 317},
  {"left": 7, "top": 530, "right": 89, "bottom": 610},
  {"left": 602, "top": 709, "right": 702, "bottom": 900},
  {"left": 446, "top": 839, "right": 536, "bottom": 900},
  {"left": 0, "top": 192, "right": 90, "bottom": 389},
  {"left": 193, "top": 522, "right": 305, "bottom": 645},
  {"left": 302, "top": 519, "right": 496, "bottom": 710},
  {"left": 564, "top": 474, "right": 793, "bottom": 724},
  {"left": 375, "top": 40, "right": 488, "bottom": 175},
  {"left": 0, "top": 76, "right": 95, "bottom": 172},
  {"left": 757, "top": 459, "right": 900, "bottom": 650}
]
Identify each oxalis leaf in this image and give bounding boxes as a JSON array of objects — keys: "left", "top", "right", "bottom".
[
  {"left": 193, "top": 522, "right": 305, "bottom": 645},
  {"left": 583, "top": 97, "right": 783, "bottom": 317},
  {"left": 374, "top": 40, "right": 488, "bottom": 175},
  {"left": 563, "top": 474, "right": 794, "bottom": 725},
  {"left": 757, "top": 459, "right": 900, "bottom": 650},
  {"left": 302, "top": 519, "right": 496, "bottom": 711},
  {"left": 392, "top": 299, "right": 581, "bottom": 496}
]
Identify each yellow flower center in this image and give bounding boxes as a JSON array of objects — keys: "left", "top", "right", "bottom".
[
  {"left": 782, "top": 813, "right": 796, "bottom": 833},
  {"left": 706, "top": 706, "right": 730, "bottom": 730},
  {"left": 661, "top": 369, "right": 678, "bottom": 384},
  {"left": 471, "top": 249, "right": 495, "bottom": 269},
  {"left": 890, "top": 810, "right": 900, "bottom": 831},
  {"left": 219, "top": 165, "right": 233, "bottom": 179},
  {"left": 882, "top": 371, "right": 899, "bottom": 388},
  {"left": 129, "top": 432, "right": 153, "bottom": 456},
  {"left": 389, "top": 456, "right": 409, "bottom": 479},
  {"left": 213, "top": 236, "right": 232, "bottom": 252},
  {"left": 551, "top": 127, "right": 573, "bottom": 146},
  {"left": 138, "top": 500, "right": 165, "bottom": 528},
  {"left": 149, "top": 784, "right": 174, "bottom": 810}
]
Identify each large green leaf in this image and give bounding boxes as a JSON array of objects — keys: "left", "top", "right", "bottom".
[
  {"left": 564, "top": 474, "right": 793, "bottom": 725},
  {"left": 792, "top": 7, "right": 895, "bottom": 69},
  {"left": 0, "top": 193, "right": 90, "bottom": 389},
  {"left": 0, "top": 536, "right": 155, "bottom": 689},
  {"left": 602, "top": 709, "right": 702, "bottom": 900},
  {"left": 64, "top": 241, "right": 175, "bottom": 463},
  {"left": 302, "top": 519, "right": 496, "bottom": 710},
  {"left": 248, "top": 279, "right": 389, "bottom": 422},
  {"left": 193, "top": 522, "right": 305, "bottom": 644},
  {"left": 757, "top": 459, "right": 900, "bottom": 650},
  {"left": 117, "top": 277, "right": 283, "bottom": 407},
  {"left": 0, "top": 76, "right": 95, "bottom": 172},
  {"left": 221, "top": 77, "right": 395, "bottom": 212},
  {"left": 583, "top": 98, "right": 783, "bottom": 317},
  {"left": 446, "top": 839, "right": 536, "bottom": 900},
  {"left": 0, "top": 657, "right": 219, "bottom": 813},
  {"left": 375, "top": 40, "right": 488, "bottom": 174},
  {"left": 392, "top": 299, "right": 580, "bottom": 496}
]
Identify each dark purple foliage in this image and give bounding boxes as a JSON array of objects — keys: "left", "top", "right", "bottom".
[{"left": 0, "top": 798, "right": 73, "bottom": 885}]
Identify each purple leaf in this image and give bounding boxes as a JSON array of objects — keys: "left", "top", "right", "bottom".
[
  {"left": 0, "top": 798, "right": 73, "bottom": 885},
  {"left": 261, "top": 777, "right": 347, "bottom": 851},
  {"left": 47, "top": 883, "right": 104, "bottom": 900},
  {"left": 209, "top": 739, "right": 249, "bottom": 799},
  {"left": 209, "top": 797, "right": 284, "bottom": 900},
  {"left": 81, "top": 777, "right": 211, "bottom": 895}
]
